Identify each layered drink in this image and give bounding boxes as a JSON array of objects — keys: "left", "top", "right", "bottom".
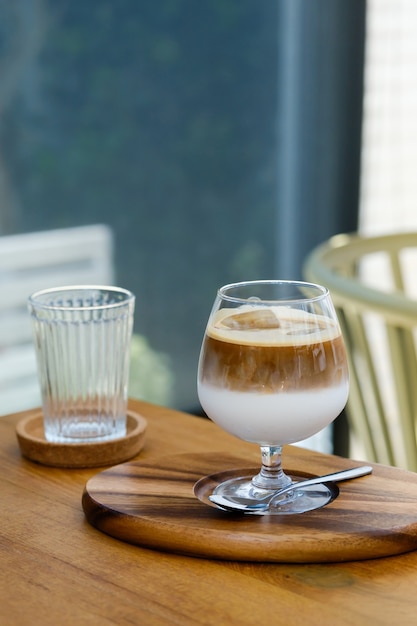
[{"left": 198, "top": 305, "right": 349, "bottom": 445}]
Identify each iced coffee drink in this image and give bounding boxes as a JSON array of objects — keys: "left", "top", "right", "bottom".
[{"left": 198, "top": 305, "right": 349, "bottom": 446}]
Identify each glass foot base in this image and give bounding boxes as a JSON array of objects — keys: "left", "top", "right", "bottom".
[{"left": 212, "top": 474, "right": 339, "bottom": 515}]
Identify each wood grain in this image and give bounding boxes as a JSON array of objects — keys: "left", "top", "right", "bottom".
[
  {"left": 4, "top": 399, "right": 417, "bottom": 625},
  {"left": 83, "top": 451, "right": 417, "bottom": 563}
]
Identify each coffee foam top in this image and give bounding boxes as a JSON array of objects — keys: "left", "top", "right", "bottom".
[{"left": 207, "top": 305, "right": 341, "bottom": 346}]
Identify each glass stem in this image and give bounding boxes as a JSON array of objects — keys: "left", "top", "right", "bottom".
[{"left": 251, "top": 445, "right": 292, "bottom": 491}]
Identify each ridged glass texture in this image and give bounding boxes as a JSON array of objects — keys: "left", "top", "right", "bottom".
[{"left": 28, "top": 286, "right": 135, "bottom": 443}]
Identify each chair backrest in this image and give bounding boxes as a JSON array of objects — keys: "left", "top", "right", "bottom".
[
  {"left": 0, "top": 224, "right": 114, "bottom": 415},
  {"left": 303, "top": 231, "right": 417, "bottom": 470}
]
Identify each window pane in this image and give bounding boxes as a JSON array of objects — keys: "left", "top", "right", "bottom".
[
  {"left": 360, "top": 0, "right": 417, "bottom": 235},
  {"left": 1, "top": 1, "right": 278, "bottom": 410}
]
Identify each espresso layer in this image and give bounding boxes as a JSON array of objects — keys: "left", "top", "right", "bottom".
[
  {"left": 200, "top": 334, "right": 347, "bottom": 392},
  {"left": 199, "top": 306, "right": 348, "bottom": 392}
]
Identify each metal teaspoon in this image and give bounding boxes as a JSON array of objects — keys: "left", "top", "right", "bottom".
[{"left": 208, "top": 465, "right": 373, "bottom": 512}]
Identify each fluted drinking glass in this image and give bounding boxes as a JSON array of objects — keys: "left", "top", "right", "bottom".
[{"left": 29, "top": 285, "right": 135, "bottom": 443}]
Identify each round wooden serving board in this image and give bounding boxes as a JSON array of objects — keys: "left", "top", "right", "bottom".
[{"left": 82, "top": 452, "right": 417, "bottom": 563}]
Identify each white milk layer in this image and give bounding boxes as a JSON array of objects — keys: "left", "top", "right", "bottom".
[{"left": 197, "top": 381, "right": 349, "bottom": 445}]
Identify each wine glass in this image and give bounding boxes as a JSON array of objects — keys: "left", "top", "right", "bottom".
[{"left": 197, "top": 280, "right": 349, "bottom": 514}]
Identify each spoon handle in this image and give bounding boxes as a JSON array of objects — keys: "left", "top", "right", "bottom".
[{"left": 270, "top": 464, "right": 373, "bottom": 501}]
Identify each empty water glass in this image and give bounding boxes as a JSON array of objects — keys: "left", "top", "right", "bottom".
[{"left": 28, "top": 285, "right": 135, "bottom": 443}]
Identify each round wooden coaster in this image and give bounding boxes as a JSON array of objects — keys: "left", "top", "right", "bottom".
[
  {"left": 82, "top": 452, "right": 417, "bottom": 563},
  {"left": 16, "top": 410, "right": 147, "bottom": 468}
]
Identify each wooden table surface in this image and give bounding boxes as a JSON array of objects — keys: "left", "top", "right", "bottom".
[{"left": 2, "top": 399, "right": 417, "bottom": 626}]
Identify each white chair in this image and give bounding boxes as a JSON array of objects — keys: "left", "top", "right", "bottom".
[{"left": 0, "top": 224, "right": 114, "bottom": 415}]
